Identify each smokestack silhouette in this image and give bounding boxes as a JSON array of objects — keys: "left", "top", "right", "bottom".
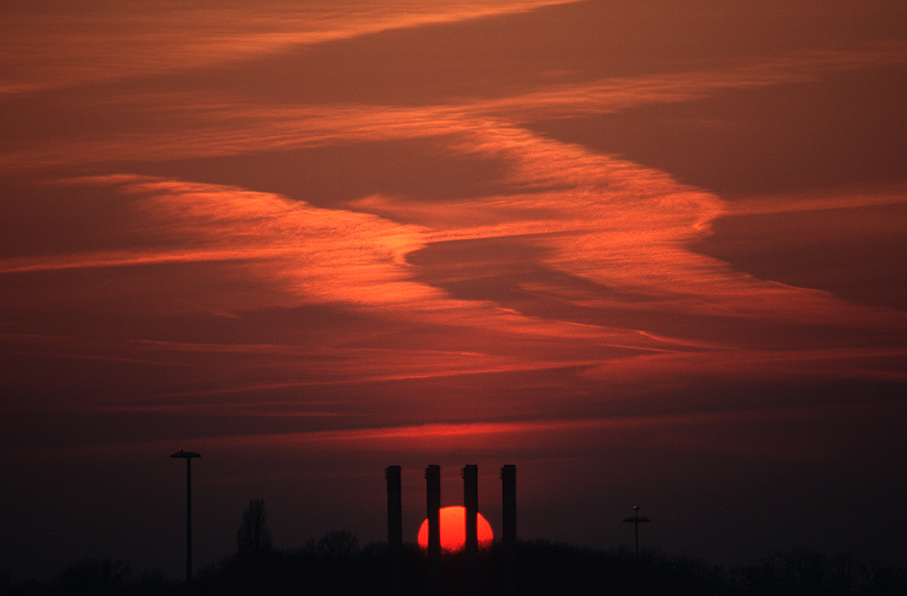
[
  {"left": 386, "top": 466, "right": 402, "bottom": 549},
  {"left": 385, "top": 465, "right": 402, "bottom": 596},
  {"left": 463, "top": 465, "right": 478, "bottom": 557},
  {"left": 425, "top": 465, "right": 441, "bottom": 596},
  {"left": 501, "top": 464, "right": 517, "bottom": 596},
  {"left": 501, "top": 465, "right": 516, "bottom": 547},
  {"left": 463, "top": 465, "right": 479, "bottom": 596},
  {"left": 425, "top": 465, "right": 441, "bottom": 558}
]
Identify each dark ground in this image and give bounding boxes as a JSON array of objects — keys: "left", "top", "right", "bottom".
[{"left": 3, "top": 533, "right": 906, "bottom": 596}]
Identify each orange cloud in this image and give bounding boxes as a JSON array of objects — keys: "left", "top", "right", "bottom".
[
  {"left": 3, "top": 31, "right": 904, "bottom": 398},
  {"left": 4, "top": 42, "right": 905, "bottom": 172},
  {"left": 0, "top": 0, "right": 579, "bottom": 95},
  {"left": 4, "top": 124, "right": 899, "bottom": 393}
]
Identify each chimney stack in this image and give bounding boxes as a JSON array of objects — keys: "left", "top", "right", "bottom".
[
  {"left": 425, "top": 465, "right": 441, "bottom": 559},
  {"left": 462, "top": 465, "right": 478, "bottom": 557},
  {"left": 501, "top": 464, "right": 516, "bottom": 547},
  {"left": 501, "top": 464, "right": 517, "bottom": 596},
  {"left": 385, "top": 465, "right": 403, "bottom": 595},
  {"left": 463, "top": 465, "right": 479, "bottom": 595},
  {"left": 385, "top": 465, "right": 402, "bottom": 548}
]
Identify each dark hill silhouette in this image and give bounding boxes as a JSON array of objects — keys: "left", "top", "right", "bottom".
[{"left": 4, "top": 539, "right": 906, "bottom": 595}]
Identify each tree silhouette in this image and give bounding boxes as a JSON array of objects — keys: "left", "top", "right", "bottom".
[
  {"left": 313, "top": 530, "right": 360, "bottom": 564},
  {"left": 55, "top": 558, "right": 133, "bottom": 595},
  {"left": 236, "top": 499, "right": 272, "bottom": 556}
]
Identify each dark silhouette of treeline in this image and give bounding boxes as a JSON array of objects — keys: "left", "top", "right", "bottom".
[{"left": 3, "top": 538, "right": 906, "bottom": 596}]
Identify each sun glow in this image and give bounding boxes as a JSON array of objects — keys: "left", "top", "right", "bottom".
[{"left": 417, "top": 506, "right": 494, "bottom": 552}]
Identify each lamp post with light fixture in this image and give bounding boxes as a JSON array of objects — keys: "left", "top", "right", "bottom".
[
  {"left": 622, "top": 505, "right": 650, "bottom": 558},
  {"left": 170, "top": 449, "right": 201, "bottom": 583}
]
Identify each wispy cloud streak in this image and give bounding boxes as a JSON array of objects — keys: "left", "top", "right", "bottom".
[
  {"left": 3, "top": 42, "right": 905, "bottom": 172},
  {"left": 0, "top": 0, "right": 578, "bottom": 95},
  {"left": 0, "top": 9, "right": 903, "bottom": 405}
]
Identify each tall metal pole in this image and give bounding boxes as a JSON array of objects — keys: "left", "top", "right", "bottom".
[
  {"left": 187, "top": 456, "right": 192, "bottom": 582},
  {"left": 171, "top": 449, "right": 201, "bottom": 583},
  {"left": 622, "top": 505, "right": 650, "bottom": 559},
  {"left": 634, "top": 506, "right": 638, "bottom": 556}
]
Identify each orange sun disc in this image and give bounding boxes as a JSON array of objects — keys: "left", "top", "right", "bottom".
[{"left": 417, "top": 505, "right": 494, "bottom": 552}]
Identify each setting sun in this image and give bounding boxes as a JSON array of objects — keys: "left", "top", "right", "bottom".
[{"left": 417, "top": 506, "right": 494, "bottom": 552}]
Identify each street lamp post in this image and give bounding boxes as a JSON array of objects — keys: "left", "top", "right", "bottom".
[
  {"left": 622, "top": 505, "right": 650, "bottom": 558},
  {"left": 170, "top": 449, "right": 201, "bottom": 583}
]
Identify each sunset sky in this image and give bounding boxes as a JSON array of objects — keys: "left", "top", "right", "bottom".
[{"left": 2, "top": 0, "right": 906, "bottom": 582}]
